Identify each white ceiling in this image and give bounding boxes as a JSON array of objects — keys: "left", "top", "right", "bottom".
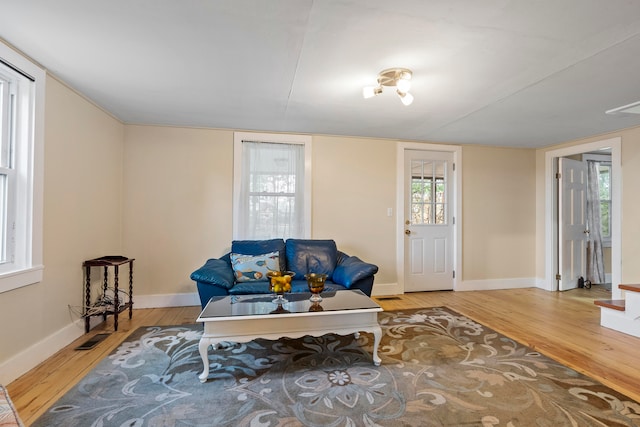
[{"left": 2, "top": 0, "right": 640, "bottom": 148}]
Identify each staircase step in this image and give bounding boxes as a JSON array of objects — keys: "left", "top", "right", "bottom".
[
  {"left": 619, "top": 284, "right": 640, "bottom": 293},
  {"left": 594, "top": 299, "right": 626, "bottom": 311}
]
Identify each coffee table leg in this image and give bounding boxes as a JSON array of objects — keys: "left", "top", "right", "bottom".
[
  {"left": 371, "top": 325, "right": 382, "bottom": 366},
  {"left": 198, "top": 337, "right": 217, "bottom": 383}
]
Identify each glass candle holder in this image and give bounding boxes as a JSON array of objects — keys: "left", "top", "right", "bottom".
[{"left": 304, "top": 273, "right": 327, "bottom": 302}]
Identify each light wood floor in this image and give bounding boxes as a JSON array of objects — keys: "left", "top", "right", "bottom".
[{"left": 8, "top": 286, "right": 640, "bottom": 425}]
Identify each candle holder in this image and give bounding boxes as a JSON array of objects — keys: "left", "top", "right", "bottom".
[{"left": 304, "top": 273, "right": 327, "bottom": 302}]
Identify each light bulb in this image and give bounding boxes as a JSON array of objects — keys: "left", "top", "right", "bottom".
[
  {"left": 398, "top": 91, "right": 414, "bottom": 106},
  {"left": 363, "top": 86, "right": 377, "bottom": 99},
  {"left": 396, "top": 78, "right": 411, "bottom": 93}
]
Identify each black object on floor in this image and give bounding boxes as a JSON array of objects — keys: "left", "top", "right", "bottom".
[{"left": 75, "top": 333, "right": 110, "bottom": 350}]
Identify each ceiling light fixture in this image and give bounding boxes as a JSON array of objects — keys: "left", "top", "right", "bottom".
[{"left": 363, "top": 68, "right": 414, "bottom": 106}]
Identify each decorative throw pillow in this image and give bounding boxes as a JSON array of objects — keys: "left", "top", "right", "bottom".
[{"left": 230, "top": 251, "right": 280, "bottom": 282}]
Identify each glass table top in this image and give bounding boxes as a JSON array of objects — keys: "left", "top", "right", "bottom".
[{"left": 198, "top": 289, "right": 381, "bottom": 320}]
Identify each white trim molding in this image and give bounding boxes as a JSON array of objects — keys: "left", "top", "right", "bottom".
[
  {"left": 371, "top": 282, "right": 401, "bottom": 296},
  {"left": 456, "top": 277, "right": 538, "bottom": 292},
  {"left": 0, "top": 318, "right": 85, "bottom": 385},
  {"left": 134, "top": 292, "right": 201, "bottom": 309}
]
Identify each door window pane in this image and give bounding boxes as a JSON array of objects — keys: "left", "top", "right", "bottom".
[{"left": 410, "top": 160, "right": 447, "bottom": 225}]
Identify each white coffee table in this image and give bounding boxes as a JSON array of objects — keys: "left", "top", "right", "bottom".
[{"left": 196, "top": 289, "right": 383, "bottom": 383}]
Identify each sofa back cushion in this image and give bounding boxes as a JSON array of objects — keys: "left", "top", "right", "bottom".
[{"left": 286, "top": 239, "right": 338, "bottom": 279}]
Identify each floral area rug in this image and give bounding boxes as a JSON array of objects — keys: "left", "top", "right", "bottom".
[
  {"left": 32, "top": 307, "right": 640, "bottom": 426},
  {"left": 0, "top": 385, "right": 24, "bottom": 427}
]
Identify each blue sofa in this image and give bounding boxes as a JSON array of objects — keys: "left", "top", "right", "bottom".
[{"left": 191, "top": 238, "right": 378, "bottom": 308}]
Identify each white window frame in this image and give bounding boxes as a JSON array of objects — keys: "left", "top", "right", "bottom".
[
  {"left": 0, "top": 41, "right": 45, "bottom": 293},
  {"left": 233, "top": 132, "right": 311, "bottom": 240}
]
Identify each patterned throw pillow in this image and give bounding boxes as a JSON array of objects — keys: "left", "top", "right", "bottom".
[{"left": 230, "top": 251, "right": 280, "bottom": 282}]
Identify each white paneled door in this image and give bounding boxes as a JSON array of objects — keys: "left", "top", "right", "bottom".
[
  {"left": 404, "top": 150, "right": 454, "bottom": 291},
  {"left": 558, "top": 157, "right": 588, "bottom": 291}
]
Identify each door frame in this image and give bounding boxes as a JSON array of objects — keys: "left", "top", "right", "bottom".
[
  {"left": 395, "top": 142, "right": 462, "bottom": 295},
  {"left": 544, "top": 137, "right": 621, "bottom": 296}
]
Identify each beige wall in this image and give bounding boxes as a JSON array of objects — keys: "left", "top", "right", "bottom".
[
  {"left": 462, "top": 145, "right": 536, "bottom": 280},
  {"left": 0, "top": 76, "right": 123, "bottom": 369},
  {"left": 121, "top": 129, "right": 398, "bottom": 297},
  {"left": 309, "top": 135, "right": 396, "bottom": 283},
  {"left": 122, "top": 126, "right": 234, "bottom": 296},
  {"left": 620, "top": 127, "right": 640, "bottom": 282},
  {"left": 122, "top": 128, "right": 539, "bottom": 291}
]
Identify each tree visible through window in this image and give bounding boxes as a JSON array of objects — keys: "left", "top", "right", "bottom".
[{"left": 410, "top": 159, "right": 447, "bottom": 225}]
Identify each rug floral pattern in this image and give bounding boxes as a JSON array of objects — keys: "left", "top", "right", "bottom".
[{"left": 33, "top": 307, "right": 640, "bottom": 426}]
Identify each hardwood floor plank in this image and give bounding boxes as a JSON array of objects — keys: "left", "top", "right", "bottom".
[{"left": 7, "top": 288, "right": 640, "bottom": 426}]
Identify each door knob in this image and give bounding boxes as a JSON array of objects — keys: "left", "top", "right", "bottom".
[{"left": 405, "top": 229, "right": 411, "bottom": 235}]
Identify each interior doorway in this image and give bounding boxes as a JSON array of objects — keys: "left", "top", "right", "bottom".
[{"left": 544, "top": 137, "right": 621, "bottom": 297}]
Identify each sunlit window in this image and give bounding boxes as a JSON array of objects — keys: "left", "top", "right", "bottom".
[
  {"left": 598, "top": 162, "right": 611, "bottom": 245},
  {"left": 233, "top": 132, "right": 311, "bottom": 240},
  {"left": 0, "top": 41, "right": 45, "bottom": 293}
]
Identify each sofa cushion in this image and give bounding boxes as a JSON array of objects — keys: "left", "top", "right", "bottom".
[
  {"left": 232, "top": 239, "right": 286, "bottom": 268},
  {"left": 332, "top": 255, "right": 379, "bottom": 288},
  {"left": 286, "top": 239, "right": 338, "bottom": 279},
  {"left": 230, "top": 251, "right": 280, "bottom": 282},
  {"left": 190, "top": 258, "right": 235, "bottom": 289}
]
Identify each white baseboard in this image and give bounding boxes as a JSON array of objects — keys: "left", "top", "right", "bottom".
[
  {"left": 134, "top": 292, "right": 200, "bottom": 309},
  {"left": 1, "top": 318, "right": 86, "bottom": 385},
  {"left": 2, "top": 293, "right": 200, "bottom": 386},
  {"left": 455, "top": 277, "right": 538, "bottom": 292},
  {"left": 371, "top": 282, "right": 401, "bottom": 296},
  {"left": 372, "top": 278, "right": 540, "bottom": 296}
]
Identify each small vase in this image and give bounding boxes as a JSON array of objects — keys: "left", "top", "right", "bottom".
[{"left": 305, "top": 273, "right": 327, "bottom": 302}]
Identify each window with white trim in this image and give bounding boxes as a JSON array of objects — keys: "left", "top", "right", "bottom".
[
  {"left": 598, "top": 162, "right": 612, "bottom": 247},
  {"left": 0, "top": 42, "right": 45, "bottom": 293},
  {"left": 233, "top": 132, "right": 311, "bottom": 240},
  {"left": 583, "top": 153, "right": 612, "bottom": 248}
]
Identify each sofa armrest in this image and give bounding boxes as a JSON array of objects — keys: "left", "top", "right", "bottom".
[
  {"left": 332, "top": 252, "right": 378, "bottom": 288},
  {"left": 190, "top": 258, "right": 235, "bottom": 290}
]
